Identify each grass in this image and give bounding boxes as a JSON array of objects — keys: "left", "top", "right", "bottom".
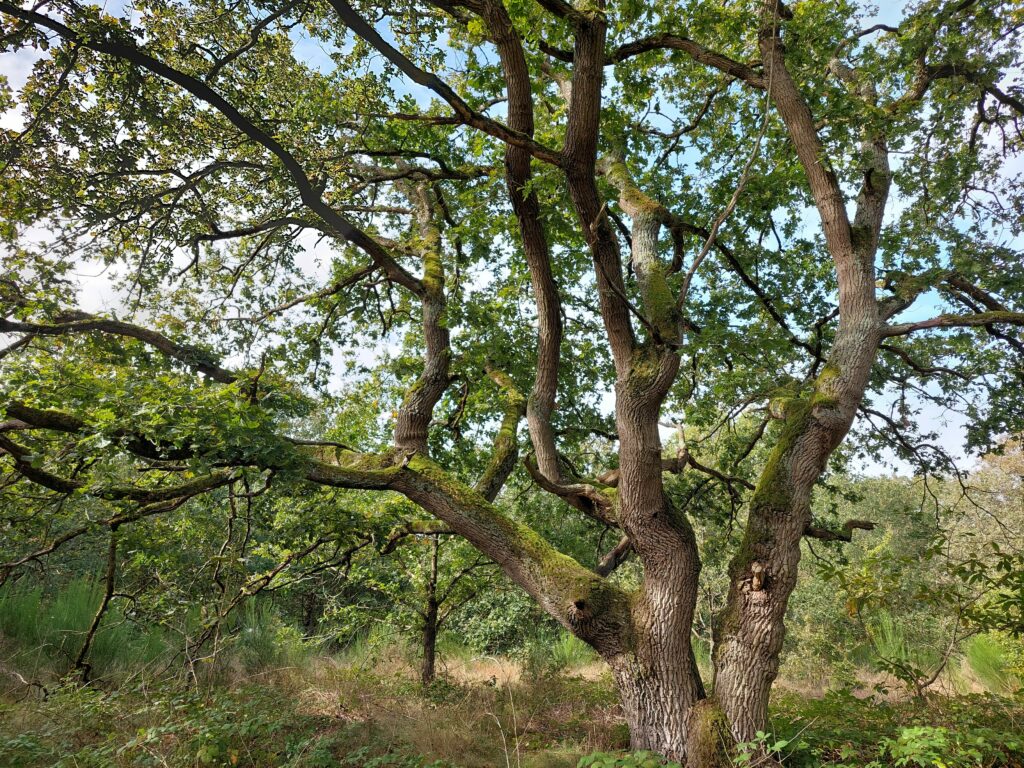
[
  {"left": 547, "top": 633, "right": 598, "bottom": 671},
  {"left": 232, "top": 600, "right": 312, "bottom": 673},
  {"left": 964, "top": 634, "right": 1022, "bottom": 696},
  {"left": 2, "top": 594, "right": 1023, "bottom": 767},
  {"left": 0, "top": 649, "right": 625, "bottom": 768},
  {"left": 0, "top": 579, "right": 170, "bottom": 682},
  {"left": 3, "top": 630, "right": 1023, "bottom": 768}
]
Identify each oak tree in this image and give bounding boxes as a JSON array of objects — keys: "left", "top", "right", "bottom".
[{"left": 2, "top": 0, "right": 1023, "bottom": 761}]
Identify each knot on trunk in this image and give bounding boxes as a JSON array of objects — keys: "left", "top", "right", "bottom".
[
  {"left": 569, "top": 598, "right": 592, "bottom": 624},
  {"left": 741, "top": 560, "right": 770, "bottom": 603}
]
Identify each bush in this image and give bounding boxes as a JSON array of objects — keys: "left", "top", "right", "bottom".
[{"left": 577, "top": 752, "right": 680, "bottom": 768}]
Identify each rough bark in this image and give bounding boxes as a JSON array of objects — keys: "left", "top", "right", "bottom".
[
  {"left": 708, "top": 1, "right": 889, "bottom": 747},
  {"left": 394, "top": 183, "right": 452, "bottom": 455},
  {"left": 480, "top": 0, "right": 564, "bottom": 481}
]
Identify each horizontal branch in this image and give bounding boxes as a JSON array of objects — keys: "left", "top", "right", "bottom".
[
  {"left": 0, "top": 433, "right": 235, "bottom": 500},
  {"left": 879, "top": 343, "right": 972, "bottom": 381},
  {"left": 805, "top": 519, "right": 875, "bottom": 542},
  {"left": 524, "top": 456, "right": 619, "bottom": 527},
  {"left": 381, "top": 519, "right": 455, "bottom": 554},
  {"left": 609, "top": 34, "right": 765, "bottom": 87},
  {"left": 541, "top": 31, "right": 765, "bottom": 87},
  {"left": 884, "top": 311, "right": 1024, "bottom": 337},
  {"left": 0, "top": 312, "right": 237, "bottom": 383},
  {"left": 2, "top": 402, "right": 628, "bottom": 649},
  {"left": 598, "top": 453, "right": 754, "bottom": 493}
]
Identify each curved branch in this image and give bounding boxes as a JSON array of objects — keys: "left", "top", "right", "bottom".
[
  {"left": 473, "top": 366, "right": 527, "bottom": 502},
  {"left": 481, "top": 0, "right": 564, "bottom": 482},
  {"left": 595, "top": 534, "right": 632, "bottom": 576},
  {"left": 0, "top": 1, "right": 423, "bottom": 296},
  {"left": 0, "top": 312, "right": 237, "bottom": 383},
  {"left": 609, "top": 34, "right": 765, "bottom": 88},
  {"left": 0, "top": 435, "right": 235, "bottom": 501},
  {"left": 523, "top": 455, "right": 619, "bottom": 527}
]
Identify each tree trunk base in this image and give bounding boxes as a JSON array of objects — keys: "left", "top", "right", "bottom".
[{"left": 684, "top": 699, "right": 733, "bottom": 768}]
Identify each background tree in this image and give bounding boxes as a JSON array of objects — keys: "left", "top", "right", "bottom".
[{"left": 375, "top": 519, "right": 498, "bottom": 685}]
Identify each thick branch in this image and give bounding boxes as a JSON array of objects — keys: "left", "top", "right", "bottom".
[
  {"left": 757, "top": 1, "right": 854, "bottom": 264},
  {"left": 609, "top": 34, "right": 765, "bottom": 88},
  {"left": 0, "top": 312, "right": 237, "bottom": 383},
  {"left": 562, "top": 17, "right": 636, "bottom": 372},
  {"left": 804, "top": 519, "right": 875, "bottom": 542},
  {"left": 884, "top": 311, "right": 1024, "bottom": 337},
  {"left": 595, "top": 534, "right": 632, "bottom": 577},
  {"left": 394, "top": 183, "right": 452, "bottom": 454}
]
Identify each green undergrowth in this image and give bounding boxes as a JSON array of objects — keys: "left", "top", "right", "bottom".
[
  {"left": 0, "top": 580, "right": 171, "bottom": 682},
  {"left": 0, "top": 658, "right": 624, "bottom": 768},
  {"left": 0, "top": 679, "right": 459, "bottom": 768},
  {"left": 762, "top": 689, "right": 1024, "bottom": 767},
  {"left": 2, "top": 672, "right": 1022, "bottom": 768}
]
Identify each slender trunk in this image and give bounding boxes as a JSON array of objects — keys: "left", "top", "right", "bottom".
[
  {"left": 421, "top": 601, "right": 438, "bottom": 685},
  {"left": 301, "top": 589, "right": 321, "bottom": 637},
  {"left": 421, "top": 535, "right": 440, "bottom": 685},
  {"left": 481, "top": 0, "right": 563, "bottom": 481}
]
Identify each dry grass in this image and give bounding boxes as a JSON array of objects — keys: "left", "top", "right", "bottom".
[{"left": 282, "top": 645, "right": 625, "bottom": 767}]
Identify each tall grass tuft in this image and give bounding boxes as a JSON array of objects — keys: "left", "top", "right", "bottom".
[
  {"left": 865, "top": 610, "right": 941, "bottom": 679},
  {"left": 520, "top": 631, "right": 597, "bottom": 676},
  {"left": 232, "top": 600, "right": 309, "bottom": 673},
  {"left": 0, "top": 578, "right": 168, "bottom": 681},
  {"left": 692, "top": 636, "right": 712, "bottom": 681},
  {"left": 964, "top": 634, "right": 1021, "bottom": 695},
  {"left": 548, "top": 632, "right": 597, "bottom": 670}
]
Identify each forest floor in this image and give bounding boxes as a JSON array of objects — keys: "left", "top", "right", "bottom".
[{"left": 1, "top": 646, "right": 1023, "bottom": 767}]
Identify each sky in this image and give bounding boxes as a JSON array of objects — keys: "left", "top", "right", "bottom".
[{"left": 1, "top": 0, "right": 1019, "bottom": 477}]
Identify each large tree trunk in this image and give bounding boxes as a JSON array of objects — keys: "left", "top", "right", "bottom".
[
  {"left": 702, "top": 0, "right": 891, "bottom": 747},
  {"left": 709, "top": 306, "right": 881, "bottom": 748},
  {"left": 611, "top": 656, "right": 705, "bottom": 758}
]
